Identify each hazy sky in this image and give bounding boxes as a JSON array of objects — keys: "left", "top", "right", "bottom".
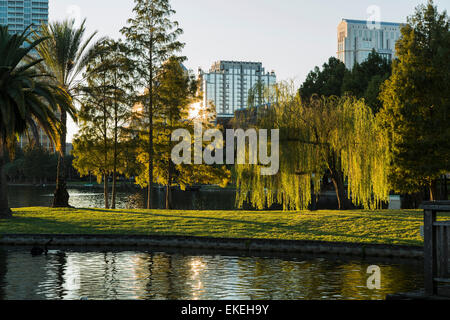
[{"left": 49, "top": 0, "right": 449, "bottom": 141}]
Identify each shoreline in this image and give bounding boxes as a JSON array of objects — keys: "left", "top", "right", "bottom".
[
  {"left": 6, "top": 183, "right": 238, "bottom": 192},
  {"left": 0, "top": 234, "right": 424, "bottom": 259}
]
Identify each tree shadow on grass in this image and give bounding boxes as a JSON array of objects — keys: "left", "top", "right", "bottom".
[
  {"left": 1, "top": 216, "right": 138, "bottom": 235},
  {"left": 76, "top": 208, "right": 422, "bottom": 246}
]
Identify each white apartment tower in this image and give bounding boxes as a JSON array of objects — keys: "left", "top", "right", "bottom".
[
  {"left": 337, "top": 19, "right": 403, "bottom": 70},
  {"left": 199, "top": 61, "right": 276, "bottom": 118}
]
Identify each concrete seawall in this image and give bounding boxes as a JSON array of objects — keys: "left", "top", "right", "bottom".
[{"left": 0, "top": 234, "right": 423, "bottom": 259}]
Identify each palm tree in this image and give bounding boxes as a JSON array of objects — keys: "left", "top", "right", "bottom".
[
  {"left": 0, "top": 25, "right": 73, "bottom": 218},
  {"left": 35, "top": 19, "right": 97, "bottom": 208}
]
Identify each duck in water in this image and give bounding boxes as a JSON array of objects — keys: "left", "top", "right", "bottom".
[{"left": 30, "top": 239, "right": 53, "bottom": 256}]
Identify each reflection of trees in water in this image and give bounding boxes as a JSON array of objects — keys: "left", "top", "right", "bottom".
[
  {"left": 62, "top": 253, "right": 425, "bottom": 300},
  {"left": 237, "top": 258, "right": 332, "bottom": 299},
  {"left": 369, "top": 263, "right": 423, "bottom": 298},
  {"left": 150, "top": 254, "right": 173, "bottom": 299},
  {"left": 135, "top": 253, "right": 222, "bottom": 300},
  {"left": 132, "top": 253, "right": 173, "bottom": 299},
  {"left": 65, "top": 252, "right": 114, "bottom": 299},
  {"left": 142, "top": 253, "right": 154, "bottom": 299},
  {"left": 103, "top": 253, "right": 118, "bottom": 299},
  {"left": 8, "top": 186, "right": 237, "bottom": 210},
  {"left": 338, "top": 263, "right": 372, "bottom": 299},
  {"left": 337, "top": 260, "right": 422, "bottom": 299},
  {"left": 152, "top": 253, "right": 194, "bottom": 300},
  {"left": 236, "top": 257, "right": 423, "bottom": 300},
  {"left": 1, "top": 251, "right": 51, "bottom": 299},
  {"left": 0, "top": 249, "right": 424, "bottom": 300},
  {"left": 54, "top": 252, "right": 67, "bottom": 299}
]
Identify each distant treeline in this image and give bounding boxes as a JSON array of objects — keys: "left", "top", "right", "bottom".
[{"left": 4, "top": 146, "right": 78, "bottom": 184}]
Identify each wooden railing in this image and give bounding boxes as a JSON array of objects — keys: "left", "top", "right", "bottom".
[{"left": 423, "top": 201, "right": 450, "bottom": 296}]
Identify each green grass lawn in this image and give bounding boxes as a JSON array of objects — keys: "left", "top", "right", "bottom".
[{"left": 0, "top": 207, "right": 437, "bottom": 246}]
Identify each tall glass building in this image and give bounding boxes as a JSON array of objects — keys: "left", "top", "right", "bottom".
[
  {"left": 199, "top": 61, "right": 277, "bottom": 119},
  {"left": 0, "top": 0, "right": 49, "bottom": 34}
]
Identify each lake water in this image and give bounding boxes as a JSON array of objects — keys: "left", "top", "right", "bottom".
[
  {"left": 7, "top": 186, "right": 237, "bottom": 210},
  {"left": 0, "top": 247, "right": 424, "bottom": 300},
  {"left": 7, "top": 185, "right": 342, "bottom": 210},
  {"left": 4, "top": 186, "right": 424, "bottom": 300}
]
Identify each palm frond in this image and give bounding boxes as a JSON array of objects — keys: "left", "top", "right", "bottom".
[{"left": 0, "top": 24, "right": 71, "bottom": 156}]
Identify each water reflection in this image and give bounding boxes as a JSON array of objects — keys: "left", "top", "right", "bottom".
[
  {"left": 0, "top": 247, "right": 423, "bottom": 300},
  {"left": 7, "top": 186, "right": 237, "bottom": 210}
]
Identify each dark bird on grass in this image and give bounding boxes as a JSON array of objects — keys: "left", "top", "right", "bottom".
[{"left": 30, "top": 239, "right": 53, "bottom": 256}]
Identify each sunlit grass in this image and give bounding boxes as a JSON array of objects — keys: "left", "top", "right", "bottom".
[{"left": 0, "top": 207, "right": 438, "bottom": 246}]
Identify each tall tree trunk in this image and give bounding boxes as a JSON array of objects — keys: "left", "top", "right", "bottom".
[
  {"left": 55, "top": 252, "right": 67, "bottom": 299},
  {"left": 165, "top": 161, "right": 172, "bottom": 210},
  {"left": 101, "top": 87, "right": 109, "bottom": 210},
  {"left": 104, "top": 174, "right": 109, "bottom": 209},
  {"left": 146, "top": 42, "right": 155, "bottom": 210},
  {"left": 309, "top": 178, "right": 318, "bottom": 211},
  {"left": 99, "top": 67, "right": 111, "bottom": 210},
  {"left": 329, "top": 168, "right": 352, "bottom": 210},
  {"left": 103, "top": 132, "right": 109, "bottom": 209},
  {"left": 165, "top": 121, "right": 173, "bottom": 210},
  {"left": 111, "top": 171, "right": 117, "bottom": 210},
  {"left": 0, "top": 141, "right": 12, "bottom": 218},
  {"left": 429, "top": 179, "right": 438, "bottom": 201},
  {"left": 111, "top": 149, "right": 117, "bottom": 209},
  {"left": 52, "top": 109, "right": 70, "bottom": 208},
  {"left": 111, "top": 103, "right": 119, "bottom": 210},
  {"left": 328, "top": 153, "right": 353, "bottom": 210},
  {"left": 147, "top": 75, "right": 154, "bottom": 210},
  {"left": 148, "top": 107, "right": 154, "bottom": 209},
  {"left": 165, "top": 184, "right": 171, "bottom": 210}
]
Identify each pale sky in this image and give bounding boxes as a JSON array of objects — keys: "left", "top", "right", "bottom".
[{"left": 49, "top": 0, "right": 449, "bottom": 141}]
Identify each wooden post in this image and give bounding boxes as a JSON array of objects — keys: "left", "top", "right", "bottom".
[
  {"left": 424, "top": 209, "right": 437, "bottom": 296},
  {"left": 441, "top": 225, "right": 449, "bottom": 278}
]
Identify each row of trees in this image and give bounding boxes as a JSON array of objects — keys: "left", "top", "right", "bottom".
[
  {"left": 0, "top": 0, "right": 230, "bottom": 217},
  {"left": 0, "top": 24, "right": 75, "bottom": 218},
  {"left": 303, "top": 1, "right": 449, "bottom": 204},
  {"left": 235, "top": 84, "right": 389, "bottom": 210},
  {"left": 35, "top": 19, "right": 96, "bottom": 208},
  {"left": 236, "top": 0, "right": 449, "bottom": 210},
  {"left": 72, "top": 1, "right": 229, "bottom": 210},
  {"left": 379, "top": 1, "right": 449, "bottom": 201},
  {"left": 3, "top": 147, "right": 76, "bottom": 184},
  {"left": 0, "top": 0, "right": 447, "bottom": 215},
  {"left": 70, "top": 0, "right": 449, "bottom": 211},
  {"left": 299, "top": 51, "right": 391, "bottom": 114},
  {"left": 72, "top": 39, "right": 134, "bottom": 209}
]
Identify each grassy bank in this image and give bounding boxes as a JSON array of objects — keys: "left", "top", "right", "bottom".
[{"left": 0, "top": 208, "right": 433, "bottom": 246}]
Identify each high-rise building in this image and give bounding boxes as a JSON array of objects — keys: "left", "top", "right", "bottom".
[
  {"left": 18, "top": 128, "right": 54, "bottom": 151},
  {"left": 199, "top": 61, "right": 276, "bottom": 118},
  {"left": 1, "top": 1, "right": 51, "bottom": 151},
  {"left": 337, "top": 19, "right": 403, "bottom": 70},
  {"left": 0, "top": 0, "right": 49, "bottom": 34}
]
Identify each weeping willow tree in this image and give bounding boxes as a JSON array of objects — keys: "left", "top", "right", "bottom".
[{"left": 235, "top": 81, "right": 390, "bottom": 210}]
